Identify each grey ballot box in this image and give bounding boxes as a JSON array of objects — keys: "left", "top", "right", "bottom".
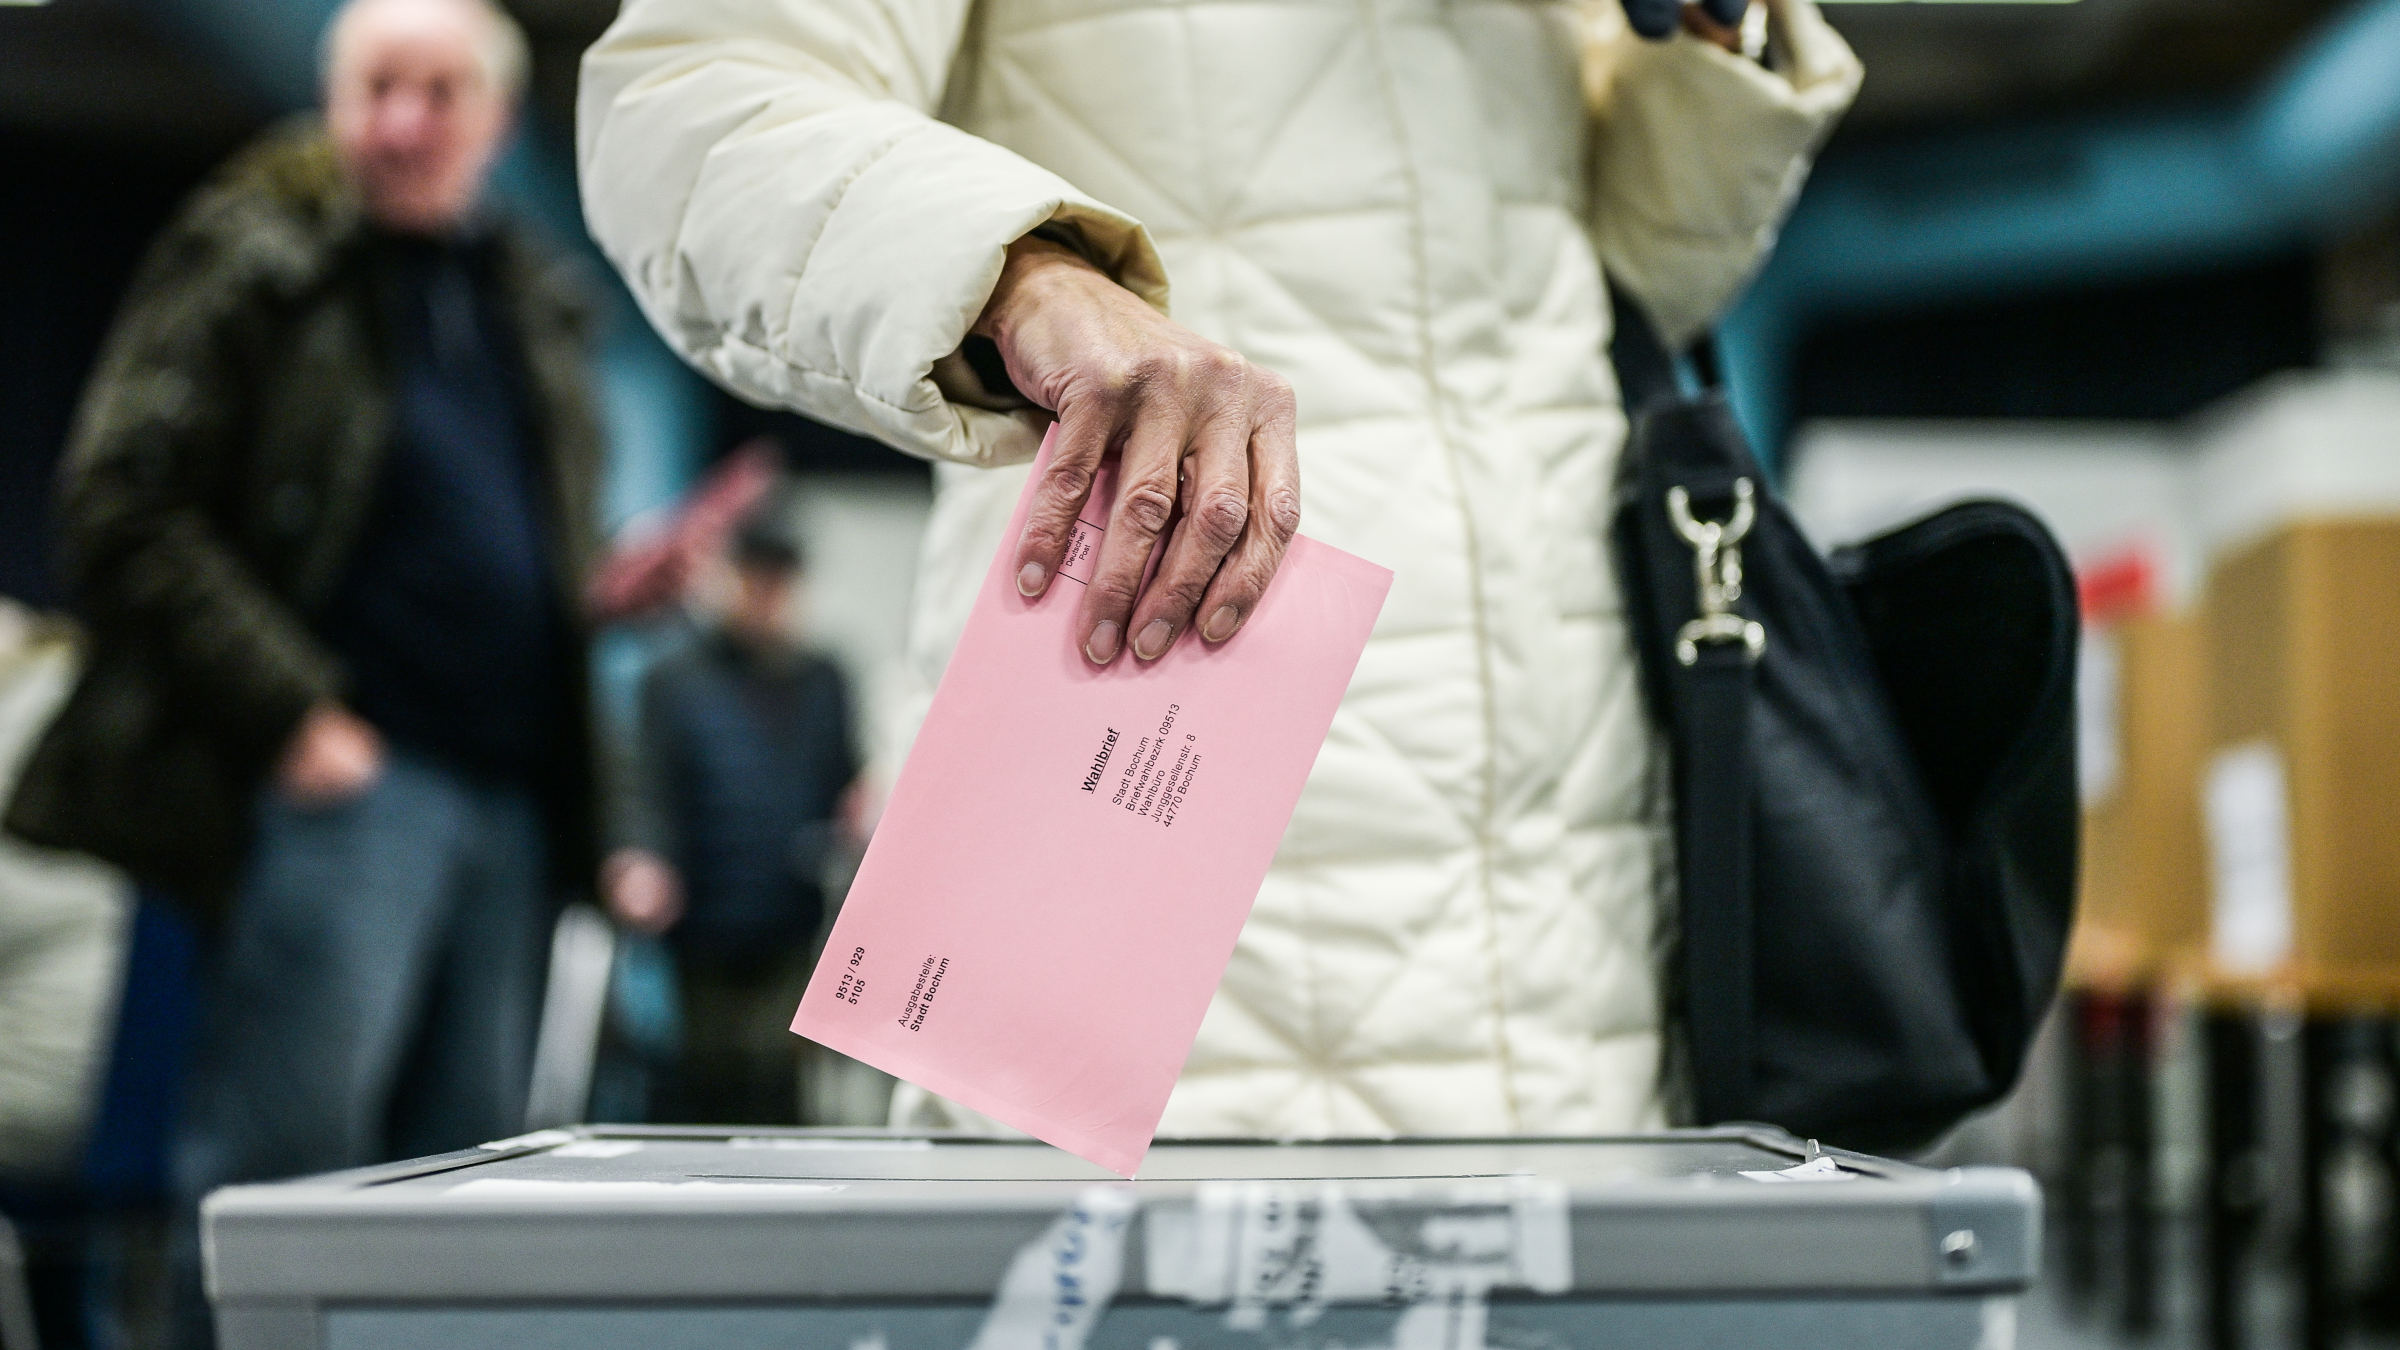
[{"left": 205, "top": 1125, "right": 2038, "bottom": 1350}]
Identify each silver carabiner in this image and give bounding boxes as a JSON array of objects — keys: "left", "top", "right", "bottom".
[{"left": 1665, "top": 479, "right": 1765, "bottom": 667}]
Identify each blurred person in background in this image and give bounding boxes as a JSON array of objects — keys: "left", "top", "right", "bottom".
[
  {"left": 579, "top": 0, "right": 1858, "bottom": 1139},
  {"left": 605, "top": 491, "right": 864, "bottom": 1126},
  {"left": 1, "top": 0, "right": 605, "bottom": 1295}
]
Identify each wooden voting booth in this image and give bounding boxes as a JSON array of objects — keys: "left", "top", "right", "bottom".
[
  {"left": 2072, "top": 610, "right": 2210, "bottom": 989},
  {"left": 2057, "top": 595, "right": 2209, "bottom": 1337},
  {"left": 2185, "top": 521, "right": 2400, "bottom": 1350},
  {"left": 2197, "top": 520, "right": 2400, "bottom": 981},
  {"left": 2066, "top": 518, "right": 2400, "bottom": 1350},
  {"left": 2068, "top": 518, "right": 2400, "bottom": 1005}
]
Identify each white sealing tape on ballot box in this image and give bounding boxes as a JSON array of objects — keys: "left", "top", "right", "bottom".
[
  {"left": 968, "top": 1187, "right": 1138, "bottom": 1350},
  {"left": 1144, "top": 1178, "right": 1571, "bottom": 1350}
]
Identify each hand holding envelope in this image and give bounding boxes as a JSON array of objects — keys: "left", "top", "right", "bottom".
[
  {"left": 793, "top": 429, "right": 1390, "bottom": 1176},
  {"left": 971, "top": 235, "right": 1302, "bottom": 666}
]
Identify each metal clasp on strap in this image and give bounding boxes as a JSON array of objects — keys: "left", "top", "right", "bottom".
[{"left": 1666, "top": 479, "right": 1766, "bottom": 667}]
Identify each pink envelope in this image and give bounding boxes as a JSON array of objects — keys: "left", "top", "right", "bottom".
[{"left": 792, "top": 429, "right": 1391, "bottom": 1176}]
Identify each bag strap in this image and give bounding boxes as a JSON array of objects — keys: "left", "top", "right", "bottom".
[
  {"left": 1610, "top": 288, "right": 1761, "bottom": 1122},
  {"left": 1608, "top": 286, "right": 1682, "bottom": 414},
  {"left": 1610, "top": 290, "right": 1729, "bottom": 404},
  {"left": 1676, "top": 639, "right": 1758, "bottom": 1120}
]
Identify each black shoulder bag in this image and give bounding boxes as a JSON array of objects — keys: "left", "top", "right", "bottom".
[{"left": 1607, "top": 293, "right": 2080, "bottom": 1153}]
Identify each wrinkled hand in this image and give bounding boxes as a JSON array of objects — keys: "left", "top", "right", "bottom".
[
  {"left": 602, "top": 848, "right": 684, "bottom": 936},
  {"left": 276, "top": 701, "right": 383, "bottom": 806},
  {"left": 1621, "top": 0, "right": 1749, "bottom": 44},
  {"left": 976, "top": 236, "right": 1300, "bottom": 665}
]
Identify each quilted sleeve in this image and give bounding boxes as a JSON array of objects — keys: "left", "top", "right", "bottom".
[
  {"left": 576, "top": 0, "right": 1170, "bottom": 467},
  {"left": 1584, "top": 0, "right": 1861, "bottom": 346},
  {"left": 56, "top": 207, "right": 346, "bottom": 763}
]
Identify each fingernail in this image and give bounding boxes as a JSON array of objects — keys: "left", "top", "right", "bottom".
[
  {"left": 1017, "top": 562, "right": 1047, "bottom": 597},
  {"left": 1134, "top": 620, "right": 1174, "bottom": 661},
  {"left": 1202, "top": 605, "right": 1240, "bottom": 643},
  {"left": 1085, "top": 620, "right": 1121, "bottom": 664}
]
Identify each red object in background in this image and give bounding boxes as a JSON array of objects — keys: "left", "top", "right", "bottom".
[
  {"left": 2077, "top": 545, "right": 2159, "bottom": 625},
  {"left": 585, "top": 441, "right": 781, "bottom": 622}
]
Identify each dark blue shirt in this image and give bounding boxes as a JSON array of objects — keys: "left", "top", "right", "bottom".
[
  {"left": 320, "top": 231, "right": 562, "bottom": 784},
  {"left": 636, "top": 635, "right": 859, "bottom": 961}
]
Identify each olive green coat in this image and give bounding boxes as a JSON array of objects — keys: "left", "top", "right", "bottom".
[{"left": 4, "top": 124, "right": 606, "bottom": 917}]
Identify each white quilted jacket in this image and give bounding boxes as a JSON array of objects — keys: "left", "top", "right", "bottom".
[{"left": 579, "top": 0, "right": 1859, "bottom": 1137}]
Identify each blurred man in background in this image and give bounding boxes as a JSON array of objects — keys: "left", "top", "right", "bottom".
[
  {"left": 2, "top": 0, "right": 603, "bottom": 1288},
  {"left": 606, "top": 493, "right": 863, "bottom": 1126}
]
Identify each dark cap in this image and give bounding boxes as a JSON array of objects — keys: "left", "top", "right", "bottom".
[{"left": 731, "top": 486, "right": 807, "bottom": 574}]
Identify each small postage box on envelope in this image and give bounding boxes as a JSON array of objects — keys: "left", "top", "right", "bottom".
[{"left": 792, "top": 429, "right": 1391, "bottom": 1176}]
